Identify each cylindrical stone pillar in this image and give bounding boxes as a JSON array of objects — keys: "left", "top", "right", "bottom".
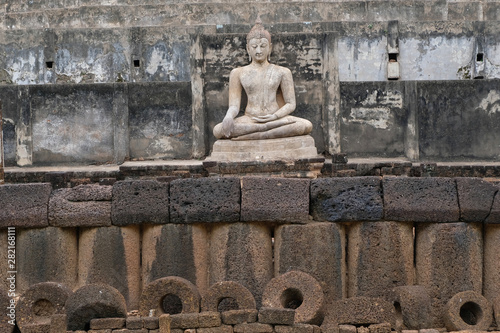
[
  {"left": 484, "top": 224, "right": 500, "bottom": 304},
  {"left": 0, "top": 101, "right": 4, "bottom": 185},
  {"left": 0, "top": 101, "right": 5, "bottom": 185},
  {"left": 17, "top": 227, "right": 78, "bottom": 296},
  {"left": 416, "top": 222, "right": 483, "bottom": 327},
  {"left": 347, "top": 221, "right": 415, "bottom": 298},
  {"left": 274, "top": 222, "right": 346, "bottom": 307},
  {"left": 209, "top": 223, "right": 273, "bottom": 308},
  {"left": 78, "top": 225, "right": 141, "bottom": 310},
  {"left": 142, "top": 223, "right": 210, "bottom": 294}
]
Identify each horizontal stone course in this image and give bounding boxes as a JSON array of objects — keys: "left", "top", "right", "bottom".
[{"left": 383, "top": 177, "right": 459, "bottom": 222}]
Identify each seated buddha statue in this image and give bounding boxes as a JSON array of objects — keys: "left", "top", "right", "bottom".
[{"left": 213, "top": 19, "right": 313, "bottom": 141}]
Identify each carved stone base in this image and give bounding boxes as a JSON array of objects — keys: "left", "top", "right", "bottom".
[
  {"left": 204, "top": 135, "right": 324, "bottom": 178},
  {"left": 206, "top": 135, "right": 320, "bottom": 162}
]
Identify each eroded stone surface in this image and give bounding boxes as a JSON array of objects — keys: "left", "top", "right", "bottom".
[
  {"left": 444, "top": 291, "right": 492, "bottom": 332},
  {"left": 170, "top": 177, "right": 240, "bottom": 223},
  {"left": 456, "top": 178, "right": 498, "bottom": 222},
  {"left": 383, "top": 177, "right": 459, "bottom": 222},
  {"left": 241, "top": 177, "right": 310, "bottom": 223},
  {"left": 310, "top": 177, "right": 383, "bottom": 221}
]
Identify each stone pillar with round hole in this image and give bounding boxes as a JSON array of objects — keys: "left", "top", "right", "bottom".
[
  {"left": 209, "top": 223, "right": 273, "bottom": 308},
  {"left": 416, "top": 222, "right": 483, "bottom": 327},
  {"left": 78, "top": 225, "right": 141, "bottom": 310},
  {"left": 142, "top": 224, "right": 210, "bottom": 295}
]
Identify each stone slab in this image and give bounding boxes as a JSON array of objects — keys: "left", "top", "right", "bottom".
[
  {"left": 49, "top": 185, "right": 112, "bottom": 227},
  {"left": 206, "top": 135, "right": 319, "bottom": 162},
  {"left": 310, "top": 177, "right": 383, "bottom": 221},
  {"left": 383, "top": 177, "right": 459, "bottom": 222},
  {"left": 258, "top": 307, "right": 295, "bottom": 325},
  {"left": 170, "top": 177, "right": 240, "bottom": 223},
  {"left": 112, "top": 180, "right": 170, "bottom": 225},
  {"left": 0, "top": 183, "right": 52, "bottom": 228},
  {"left": 456, "top": 178, "right": 498, "bottom": 222},
  {"left": 241, "top": 177, "right": 310, "bottom": 223}
]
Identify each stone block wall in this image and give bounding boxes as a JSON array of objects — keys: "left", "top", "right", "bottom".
[{"left": 1, "top": 175, "right": 499, "bottom": 331}]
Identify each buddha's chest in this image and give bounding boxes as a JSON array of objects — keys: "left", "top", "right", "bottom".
[{"left": 240, "top": 67, "right": 281, "bottom": 94}]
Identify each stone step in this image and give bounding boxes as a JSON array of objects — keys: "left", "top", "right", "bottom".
[{"left": 2, "top": 1, "right": 498, "bottom": 31}]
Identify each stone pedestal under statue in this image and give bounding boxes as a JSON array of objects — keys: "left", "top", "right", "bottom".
[{"left": 204, "top": 136, "right": 324, "bottom": 178}]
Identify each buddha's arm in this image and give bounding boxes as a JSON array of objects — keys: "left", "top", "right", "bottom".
[
  {"left": 274, "top": 68, "right": 296, "bottom": 118},
  {"left": 221, "top": 69, "right": 242, "bottom": 136}
]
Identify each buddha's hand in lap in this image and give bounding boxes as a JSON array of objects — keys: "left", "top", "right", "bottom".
[
  {"left": 251, "top": 114, "right": 278, "bottom": 123},
  {"left": 222, "top": 116, "right": 235, "bottom": 138}
]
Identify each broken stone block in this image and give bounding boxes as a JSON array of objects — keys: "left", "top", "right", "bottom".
[
  {"left": 261, "top": 270, "right": 325, "bottom": 325},
  {"left": 258, "top": 307, "right": 295, "bottom": 325},
  {"left": 384, "top": 285, "right": 431, "bottom": 330},
  {"left": 90, "top": 317, "right": 126, "bottom": 329},
  {"left": 142, "top": 224, "right": 209, "bottom": 294},
  {"left": 321, "top": 297, "right": 396, "bottom": 329},
  {"left": 0, "top": 287, "right": 15, "bottom": 333},
  {"left": 170, "top": 177, "right": 240, "bottom": 223},
  {"left": 201, "top": 281, "right": 256, "bottom": 313},
  {"left": 484, "top": 224, "right": 500, "bottom": 304},
  {"left": 274, "top": 223, "right": 345, "bottom": 308},
  {"left": 240, "top": 177, "right": 310, "bottom": 223},
  {"left": 347, "top": 222, "right": 414, "bottom": 298},
  {"left": 275, "top": 324, "right": 319, "bottom": 333},
  {"left": 310, "top": 177, "right": 383, "bottom": 221},
  {"left": 78, "top": 225, "right": 141, "bottom": 310},
  {"left": 65, "top": 283, "right": 127, "bottom": 331},
  {"left": 444, "top": 291, "right": 492, "bottom": 331},
  {"left": 16, "top": 282, "right": 72, "bottom": 333},
  {"left": 0, "top": 183, "right": 52, "bottom": 228},
  {"left": 17, "top": 227, "right": 78, "bottom": 295},
  {"left": 416, "top": 223, "right": 483, "bottom": 327},
  {"left": 199, "top": 312, "right": 222, "bottom": 328},
  {"left": 49, "top": 314, "right": 67, "bottom": 333},
  {"left": 222, "top": 309, "right": 258, "bottom": 325},
  {"left": 171, "top": 313, "right": 199, "bottom": 329},
  {"left": 234, "top": 323, "right": 273, "bottom": 333},
  {"left": 127, "top": 316, "right": 143, "bottom": 329},
  {"left": 111, "top": 180, "right": 169, "bottom": 225},
  {"left": 383, "top": 177, "right": 459, "bottom": 222},
  {"left": 209, "top": 223, "right": 273, "bottom": 308},
  {"left": 49, "top": 185, "right": 112, "bottom": 227},
  {"left": 368, "top": 323, "right": 391, "bottom": 333},
  {"left": 159, "top": 314, "right": 172, "bottom": 333},
  {"left": 338, "top": 325, "right": 356, "bottom": 333},
  {"left": 456, "top": 178, "right": 498, "bottom": 222},
  {"left": 485, "top": 190, "right": 500, "bottom": 223},
  {"left": 143, "top": 316, "right": 160, "bottom": 329},
  {"left": 139, "top": 276, "right": 200, "bottom": 317},
  {"left": 198, "top": 325, "right": 234, "bottom": 333}
]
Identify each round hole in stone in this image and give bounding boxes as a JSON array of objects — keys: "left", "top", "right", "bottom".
[
  {"left": 460, "top": 301, "right": 482, "bottom": 325},
  {"left": 33, "top": 299, "right": 56, "bottom": 317},
  {"left": 161, "top": 294, "right": 183, "bottom": 315},
  {"left": 280, "top": 288, "right": 303, "bottom": 309},
  {"left": 217, "top": 297, "right": 239, "bottom": 312}
]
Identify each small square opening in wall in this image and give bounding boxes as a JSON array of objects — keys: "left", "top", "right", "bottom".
[
  {"left": 476, "top": 53, "right": 484, "bottom": 62},
  {"left": 45, "top": 61, "right": 54, "bottom": 69},
  {"left": 133, "top": 59, "right": 140, "bottom": 67},
  {"left": 388, "top": 53, "right": 398, "bottom": 62}
]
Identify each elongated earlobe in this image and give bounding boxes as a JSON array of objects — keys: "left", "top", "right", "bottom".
[{"left": 249, "top": 55, "right": 252, "bottom": 62}]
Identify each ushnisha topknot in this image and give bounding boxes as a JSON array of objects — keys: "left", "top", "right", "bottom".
[{"left": 246, "top": 18, "right": 271, "bottom": 43}]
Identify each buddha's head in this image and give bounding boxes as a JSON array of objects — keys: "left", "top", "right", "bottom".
[{"left": 246, "top": 19, "right": 272, "bottom": 63}]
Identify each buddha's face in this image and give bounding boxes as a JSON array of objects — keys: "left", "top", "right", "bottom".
[{"left": 247, "top": 37, "right": 271, "bottom": 63}]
